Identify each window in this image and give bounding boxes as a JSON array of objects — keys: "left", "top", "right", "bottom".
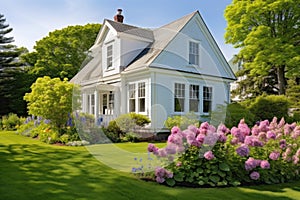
[
  {"left": 109, "top": 92, "right": 114, "bottom": 111},
  {"left": 102, "top": 92, "right": 114, "bottom": 115},
  {"left": 189, "top": 41, "right": 199, "bottom": 65},
  {"left": 174, "top": 83, "right": 185, "bottom": 112},
  {"left": 107, "top": 45, "right": 113, "bottom": 68},
  {"left": 128, "top": 82, "right": 146, "bottom": 113},
  {"left": 138, "top": 82, "right": 145, "bottom": 112},
  {"left": 189, "top": 85, "right": 199, "bottom": 112},
  {"left": 203, "top": 86, "right": 212, "bottom": 113},
  {"left": 102, "top": 94, "right": 107, "bottom": 114},
  {"left": 129, "top": 84, "right": 136, "bottom": 112}
]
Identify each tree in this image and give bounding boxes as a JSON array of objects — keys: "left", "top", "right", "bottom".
[
  {"left": 0, "top": 14, "right": 31, "bottom": 116},
  {"left": 225, "top": 0, "right": 300, "bottom": 95},
  {"left": 23, "top": 24, "right": 101, "bottom": 79},
  {"left": 24, "top": 76, "right": 79, "bottom": 129}
]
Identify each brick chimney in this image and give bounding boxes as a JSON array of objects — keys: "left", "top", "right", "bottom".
[{"left": 114, "top": 9, "right": 124, "bottom": 23}]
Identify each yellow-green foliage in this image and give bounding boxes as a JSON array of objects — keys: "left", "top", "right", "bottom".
[
  {"left": 164, "top": 112, "right": 199, "bottom": 130},
  {"left": 24, "top": 76, "right": 79, "bottom": 129}
]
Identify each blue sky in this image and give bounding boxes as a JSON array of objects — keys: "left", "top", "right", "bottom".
[{"left": 2, "top": 0, "right": 238, "bottom": 60}]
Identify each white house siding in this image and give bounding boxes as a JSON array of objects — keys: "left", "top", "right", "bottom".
[
  {"left": 149, "top": 69, "right": 230, "bottom": 130},
  {"left": 120, "top": 71, "right": 151, "bottom": 118},
  {"left": 152, "top": 14, "right": 232, "bottom": 80}
]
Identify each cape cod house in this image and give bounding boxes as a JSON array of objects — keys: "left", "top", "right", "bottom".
[{"left": 70, "top": 9, "right": 236, "bottom": 131}]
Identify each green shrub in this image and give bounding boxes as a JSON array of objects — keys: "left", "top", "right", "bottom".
[
  {"left": 115, "top": 113, "right": 151, "bottom": 133},
  {"left": 248, "top": 95, "right": 289, "bottom": 121},
  {"left": 129, "top": 113, "right": 151, "bottom": 126},
  {"left": 107, "top": 120, "right": 123, "bottom": 135},
  {"left": 225, "top": 103, "right": 256, "bottom": 128},
  {"left": 164, "top": 112, "right": 199, "bottom": 130},
  {"left": 102, "top": 129, "right": 121, "bottom": 143},
  {"left": 121, "top": 132, "right": 139, "bottom": 142},
  {"left": 1, "top": 113, "right": 21, "bottom": 130}
]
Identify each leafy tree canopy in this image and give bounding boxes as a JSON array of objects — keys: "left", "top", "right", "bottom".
[
  {"left": 23, "top": 23, "right": 101, "bottom": 79},
  {"left": 225, "top": 0, "right": 300, "bottom": 95}
]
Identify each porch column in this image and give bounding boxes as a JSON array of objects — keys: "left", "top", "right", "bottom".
[
  {"left": 82, "top": 93, "right": 87, "bottom": 113},
  {"left": 94, "top": 90, "right": 99, "bottom": 124}
]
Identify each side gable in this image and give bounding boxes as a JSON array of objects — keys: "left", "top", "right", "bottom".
[
  {"left": 151, "top": 11, "right": 236, "bottom": 80},
  {"left": 125, "top": 11, "right": 236, "bottom": 81}
]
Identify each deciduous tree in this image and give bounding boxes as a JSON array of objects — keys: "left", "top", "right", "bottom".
[
  {"left": 225, "top": 0, "right": 300, "bottom": 95},
  {"left": 24, "top": 76, "right": 79, "bottom": 129},
  {"left": 23, "top": 23, "right": 101, "bottom": 79}
]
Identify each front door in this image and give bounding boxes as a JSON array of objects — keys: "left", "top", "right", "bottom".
[{"left": 101, "top": 92, "right": 114, "bottom": 115}]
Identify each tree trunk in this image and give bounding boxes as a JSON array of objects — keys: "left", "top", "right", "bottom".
[{"left": 277, "top": 65, "right": 286, "bottom": 95}]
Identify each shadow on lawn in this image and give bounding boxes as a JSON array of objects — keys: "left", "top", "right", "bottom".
[{"left": 0, "top": 141, "right": 299, "bottom": 200}]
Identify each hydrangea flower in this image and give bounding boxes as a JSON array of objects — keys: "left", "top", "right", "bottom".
[
  {"left": 230, "top": 137, "right": 239, "bottom": 145},
  {"left": 165, "top": 144, "right": 177, "bottom": 155},
  {"left": 266, "top": 131, "right": 276, "bottom": 140},
  {"left": 250, "top": 171, "right": 260, "bottom": 180},
  {"left": 147, "top": 143, "right": 159, "bottom": 155},
  {"left": 238, "top": 119, "right": 251, "bottom": 136},
  {"left": 251, "top": 125, "right": 260, "bottom": 136},
  {"left": 245, "top": 157, "right": 260, "bottom": 171},
  {"left": 269, "top": 151, "right": 280, "bottom": 160},
  {"left": 260, "top": 160, "right": 270, "bottom": 169},
  {"left": 171, "top": 126, "right": 181, "bottom": 135},
  {"left": 155, "top": 167, "right": 173, "bottom": 183},
  {"left": 204, "top": 151, "right": 215, "bottom": 160},
  {"left": 236, "top": 144, "right": 249, "bottom": 157},
  {"left": 279, "top": 139, "right": 287, "bottom": 149}
]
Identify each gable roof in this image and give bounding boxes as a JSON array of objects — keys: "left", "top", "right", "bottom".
[
  {"left": 106, "top": 19, "right": 154, "bottom": 41},
  {"left": 70, "top": 44, "right": 102, "bottom": 85},
  {"left": 124, "top": 11, "right": 196, "bottom": 71},
  {"left": 124, "top": 11, "right": 236, "bottom": 80},
  {"left": 71, "top": 10, "right": 236, "bottom": 85}
]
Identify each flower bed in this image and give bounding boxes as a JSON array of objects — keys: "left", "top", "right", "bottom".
[{"left": 147, "top": 118, "right": 300, "bottom": 187}]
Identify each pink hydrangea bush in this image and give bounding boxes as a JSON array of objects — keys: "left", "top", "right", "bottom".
[{"left": 146, "top": 117, "right": 300, "bottom": 187}]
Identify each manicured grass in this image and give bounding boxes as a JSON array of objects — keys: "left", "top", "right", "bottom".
[{"left": 0, "top": 131, "right": 299, "bottom": 200}]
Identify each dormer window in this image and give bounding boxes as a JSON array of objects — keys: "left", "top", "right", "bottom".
[
  {"left": 189, "top": 41, "right": 199, "bottom": 65},
  {"left": 107, "top": 45, "right": 113, "bottom": 68}
]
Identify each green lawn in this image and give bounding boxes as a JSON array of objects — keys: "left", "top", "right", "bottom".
[{"left": 0, "top": 131, "right": 299, "bottom": 200}]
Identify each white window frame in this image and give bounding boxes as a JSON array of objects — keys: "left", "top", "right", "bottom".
[
  {"left": 189, "top": 41, "right": 200, "bottom": 66},
  {"left": 138, "top": 82, "right": 146, "bottom": 113},
  {"left": 174, "top": 83, "right": 185, "bottom": 113},
  {"left": 128, "top": 81, "right": 147, "bottom": 115},
  {"left": 107, "top": 44, "right": 113, "bottom": 69},
  {"left": 189, "top": 84, "right": 199, "bottom": 113},
  {"left": 203, "top": 86, "right": 213, "bottom": 113},
  {"left": 129, "top": 83, "right": 136, "bottom": 112},
  {"left": 101, "top": 92, "right": 114, "bottom": 115}
]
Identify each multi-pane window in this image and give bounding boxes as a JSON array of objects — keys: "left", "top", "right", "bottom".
[
  {"left": 107, "top": 45, "right": 113, "bottom": 68},
  {"left": 128, "top": 82, "right": 146, "bottom": 113},
  {"left": 174, "top": 83, "right": 185, "bottom": 112},
  {"left": 189, "top": 85, "right": 199, "bottom": 112},
  {"left": 129, "top": 84, "right": 136, "bottom": 112},
  {"left": 102, "top": 92, "right": 114, "bottom": 115},
  {"left": 189, "top": 41, "right": 199, "bottom": 65},
  {"left": 138, "top": 82, "right": 145, "bottom": 112},
  {"left": 203, "top": 86, "right": 212, "bottom": 113}
]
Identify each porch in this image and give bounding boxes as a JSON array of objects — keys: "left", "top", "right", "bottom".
[{"left": 81, "top": 83, "right": 120, "bottom": 127}]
